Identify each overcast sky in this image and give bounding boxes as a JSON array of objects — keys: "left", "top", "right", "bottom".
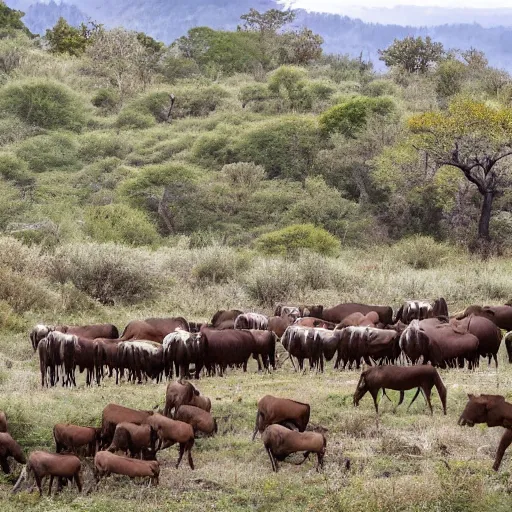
[{"left": 289, "top": 0, "right": 512, "bottom": 9}]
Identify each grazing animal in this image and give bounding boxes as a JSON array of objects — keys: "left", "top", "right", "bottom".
[
  {"left": 0, "top": 432, "right": 25, "bottom": 474},
  {"left": 336, "top": 312, "right": 379, "bottom": 329},
  {"left": 253, "top": 395, "right": 310, "bottom": 440},
  {"left": 118, "top": 340, "right": 164, "bottom": 383},
  {"left": 0, "top": 411, "right": 7, "bottom": 433},
  {"left": 456, "top": 305, "right": 512, "bottom": 331},
  {"left": 353, "top": 365, "right": 447, "bottom": 414},
  {"left": 107, "top": 422, "right": 157, "bottom": 460},
  {"left": 306, "top": 303, "right": 393, "bottom": 326},
  {"left": 262, "top": 424, "right": 326, "bottom": 472},
  {"left": 267, "top": 315, "right": 294, "bottom": 337},
  {"left": 210, "top": 309, "right": 243, "bottom": 329},
  {"left": 53, "top": 424, "right": 101, "bottom": 457},
  {"left": 94, "top": 451, "right": 159, "bottom": 486},
  {"left": 393, "top": 298, "right": 448, "bottom": 324},
  {"left": 145, "top": 413, "right": 195, "bottom": 469},
  {"left": 19, "top": 451, "right": 81, "bottom": 496},
  {"left": 164, "top": 380, "right": 211, "bottom": 417},
  {"left": 174, "top": 405, "right": 217, "bottom": 436},
  {"left": 100, "top": 404, "right": 153, "bottom": 448},
  {"left": 458, "top": 394, "right": 512, "bottom": 471},
  {"left": 505, "top": 331, "right": 512, "bottom": 363},
  {"left": 273, "top": 305, "right": 301, "bottom": 320},
  {"left": 234, "top": 313, "right": 269, "bottom": 330},
  {"left": 247, "top": 329, "right": 277, "bottom": 371}
]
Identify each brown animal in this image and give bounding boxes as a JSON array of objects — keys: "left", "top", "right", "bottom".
[
  {"left": 100, "top": 404, "right": 153, "bottom": 448},
  {"left": 253, "top": 395, "right": 310, "bottom": 440},
  {"left": 163, "top": 380, "right": 211, "bottom": 417},
  {"left": 145, "top": 413, "right": 195, "bottom": 469},
  {"left": 94, "top": 450, "right": 159, "bottom": 485},
  {"left": 306, "top": 303, "right": 393, "bottom": 326},
  {"left": 54, "top": 424, "right": 101, "bottom": 456},
  {"left": 234, "top": 313, "right": 269, "bottom": 330},
  {"left": 294, "top": 317, "right": 337, "bottom": 329},
  {"left": 262, "top": 424, "right": 326, "bottom": 472},
  {"left": 248, "top": 329, "right": 277, "bottom": 371},
  {"left": 456, "top": 305, "right": 512, "bottom": 331},
  {"left": 175, "top": 405, "right": 217, "bottom": 436},
  {"left": 120, "top": 317, "right": 189, "bottom": 343},
  {"left": 210, "top": 309, "right": 243, "bottom": 329},
  {"left": 0, "top": 432, "right": 25, "bottom": 474},
  {"left": 459, "top": 394, "right": 512, "bottom": 470},
  {"left": 267, "top": 315, "right": 294, "bottom": 337},
  {"left": 94, "top": 338, "right": 123, "bottom": 384},
  {"left": 0, "top": 411, "right": 7, "bottom": 433},
  {"left": 273, "top": 305, "right": 301, "bottom": 320},
  {"left": 107, "top": 422, "right": 157, "bottom": 460},
  {"left": 336, "top": 312, "right": 379, "bottom": 328},
  {"left": 20, "top": 451, "right": 81, "bottom": 496},
  {"left": 353, "top": 365, "right": 447, "bottom": 414}
]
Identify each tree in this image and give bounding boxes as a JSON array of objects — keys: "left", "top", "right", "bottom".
[
  {"left": 45, "top": 18, "right": 100, "bottom": 57},
  {"left": 379, "top": 36, "right": 444, "bottom": 73},
  {"left": 240, "top": 8, "right": 296, "bottom": 34},
  {"left": 409, "top": 97, "right": 512, "bottom": 252},
  {"left": 0, "top": 1, "right": 32, "bottom": 37},
  {"left": 278, "top": 28, "right": 323, "bottom": 65}
]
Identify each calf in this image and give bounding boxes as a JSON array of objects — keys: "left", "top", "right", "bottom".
[
  {"left": 101, "top": 403, "right": 153, "bottom": 448},
  {"left": 459, "top": 394, "right": 512, "bottom": 471},
  {"left": 163, "top": 380, "right": 211, "bottom": 417},
  {"left": 107, "top": 422, "right": 157, "bottom": 460},
  {"left": 94, "top": 450, "right": 159, "bottom": 485},
  {"left": 353, "top": 365, "right": 447, "bottom": 414},
  {"left": 54, "top": 424, "right": 101, "bottom": 457},
  {"left": 145, "top": 413, "right": 195, "bottom": 469},
  {"left": 0, "top": 411, "right": 7, "bottom": 433},
  {"left": 175, "top": 405, "right": 217, "bottom": 436},
  {"left": 262, "top": 424, "right": 326, "bottom": 472},
  {"left": 0, "top": 432, "right": 25, "bottom": 474},
  {"left": 253, "top": 395, "right": 310, "bottom": 440}
]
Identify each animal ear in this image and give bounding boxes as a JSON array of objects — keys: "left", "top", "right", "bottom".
[{"left": 467, "top": 393, "right": 475, "bottom": 399}]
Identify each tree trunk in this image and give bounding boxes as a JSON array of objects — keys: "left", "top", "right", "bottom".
[{"left": 478, "top": 190, "right": 494, "bottom": 241}]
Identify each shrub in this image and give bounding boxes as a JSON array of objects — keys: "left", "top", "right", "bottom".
[
  {"left": 308, "top": 80, "right": 336, "bottom": 101},
  {"left": 161, "top": 55, "right": 200, "bottom": 83},
  {"left": 390, "top": 235, "right": 455, "bottom": 269},
  {"left": 48, "top": 243, "right": 161, "bottom": 304},
  {"left": 221, "top": 162, "right": 265, "bottom": 188},
  {"left": 84, "top": 204, "right": 160, "bottom": 246},
  {"left": 255, "top": 224, "right": 340, "bottom": 257},
  {"left": 16, "top": 132, "right": 81, "bottom": 173},
  {"left": 364, "top": 79, "right": 398, "bottom": 97},
  {"left": 192, "top": 129, "right": 234, "bottom": 169},
  {"left": 0, "top": 180, "right": 26, "bottom": 229},
  {"left": 78, "top": 132, "right": 133, "bottom": 163},
  {"left": 0, "top": 79, "right": 86, "bottom": 131},
  {"left": 0, "top": 153, "right": 34, "bottom": 187},
  {"left": 0, "top": 115, "right": 35, "bottom": 146},
  {"left": 192, "top": 246, "right": 251, "bottom": 284},
  {"left": 238, "top": 84, "right": 272, "bottom": 107},
  {"left": 170, "top": 86, "right": 230, "bottom": 118},
  {"left": 0, "top": 236, "right": 44, "bottom": 275},
  {"left": 116, "top": 109, "right": 155, "bottom": 129},
  {"left": 91, "top": 88, "right": 120, "bottom": 112}
]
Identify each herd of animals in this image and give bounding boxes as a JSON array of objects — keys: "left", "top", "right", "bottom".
[{"left": 1, "top": 299, "right": 512, "bottom": 496}]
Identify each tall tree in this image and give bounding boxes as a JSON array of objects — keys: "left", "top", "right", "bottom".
[
  {"left": 45, "top": 18, "right": 100, "bottom": 57},
  {"left": 379, "top": 36, "right": 444, "bottom": 73},
  {"left": 409, "top": 98, "right": 512, "bottom": 252}
]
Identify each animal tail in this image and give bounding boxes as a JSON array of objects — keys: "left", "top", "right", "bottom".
[
  {"left": 433, "top": 369, "right": 447, "bottom": 414},
  {"left": 252, "top": 410, "right": 260, "bottom": 440}
]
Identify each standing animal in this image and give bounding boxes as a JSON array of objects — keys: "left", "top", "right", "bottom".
[
  {"left": 294, "top": 317, "right": 337, "bottom": 329},
  {"left": 163, "top": 330, "right": 206, "bottom": 379},
  {"left": 94, "top": 451, "right": 159, "bottom": 486},
  {"left": 163, "top": 380, "right": 211, "bottom": 417},
  {"left": 456, "top": 305, "right": 512, "bottom": 331},
  {"left": 267, "top": 315, "right": 294, "bottom": 337},
  {"left": 94, "top": 338, "right": 123, "bottom": 384},
  {"left": 119, "top": 317, "right": 189, "bottom": 343},
  {"left": 305, "top": 303, "right": 393, "bottom": 326},
  {"left": 174, "top": 405, "right": 217, "bottom": 436},
  {"left": 253, "top": 395, "right": 310, "bottom": 440},
  {"left": 0, "top": 411, "right": 7, "bottom": 433},
  {"left": 73, "top": 336, "right": 97, "bottom": 387},
  {"left": 273, "top": 305, "right": 301, "bottom": 320},
  {"left": 336, "top": 312, "right": 379, "bottom": 329},
  {"left": 145, "top": 413, "right": 195, "bottom": 469},
  {"left": 458, "top": 394, "right": 512, "bottom": 471},
  {"left": 393, "top": 298, "right": 448, "bottom": 324},
  {"left": 261, "top": 425, "right": 326, "bottom": 472},
  {"left": 210, "top": 309, "right": 243, "bottom": 329},
  {"left": 505, "top": 331, "right": 512, "bottom": 363},
  {"left": 234, "top": 313, "right": 269, "bottom": 330},
  {"left": 0, "top": 432, "right": 25, "bottom": 474},
  {"left": 107, "top": 422, "right": 157, "bottom": 460},
  {"left": 353, "top": 365, "right": 447, "bottom": 414},
  {"left": 100, "top": 404, "right": 153, "bottom": 448},
  {"left": 281, "top": 325, "right": 322, "bottom": 371},
  {"left": 247, "top": 329, "right": 277, "bottom": 371},
  {"left": 53, "top": 424, "right": 101, "bottom": 457},
  {"left": 18, "top": 451, "right": 81, "bottom": 496}
]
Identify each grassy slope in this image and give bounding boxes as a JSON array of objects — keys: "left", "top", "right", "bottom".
[{"left": 1, "top": 256, "right": 512, "bottom": 510}]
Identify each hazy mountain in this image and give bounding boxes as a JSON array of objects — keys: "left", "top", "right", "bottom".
[{"left": 6, "top": 0, "right": 512, "bottom": 71}]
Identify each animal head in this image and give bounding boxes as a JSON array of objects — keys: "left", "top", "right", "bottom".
[
  {"left": 353, "top": 371, "right": 369, "bottom": 407},
  {"left": 458, "top": 394, "right": 505, "bottom": 427},
  {"left": 303, "top": 305, "right": 323, "bottom": 318}
]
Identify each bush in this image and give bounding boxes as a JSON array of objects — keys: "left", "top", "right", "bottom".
[
  {"left": 0, "top": 153, "right": 33, "bottom": 187},
  {"left": 308, "top": 80, "right": 336, "bottom": 101},
  {"left": 16, "top": 132, "right": 80, "bottom": 173},
  {"left": 116, "top": 109, "right": 155, "bottom": 129},
  {"left": 48, "top": 243, "right": 161, "bottom": 304},
  {"left": 255, "top": 224, "right": 340, "bottom": 257},
  {"left": 364, "top": 79, "right": 398, "bottom": 97},
  {"left": 84, "top": 204, "right": 160, "bottom": 246},
  {"left": 0, "top": 79, "right": 86, "bottom": 131},
  {"left": 0, "top": 236, "right": 44, "bottom": 275},
  {"left": 0, "top": 115, "right": 35, "bottom": 146},
  {"left": 192, "top": 246, "right": 251, "bottom": 284},
  {"left": 171, "top": 86, "right": 230, "bottom": 118},
  {"left": 238, "top": 84, "right": 272, "bottom": 108},
  {"left": 390, "top": 235, "right": 455, "bottom": 269},
  {"left": 192, "top": 129, "right": 234, "bottom": 169},
  {"left": 91, "top": 88, "right": 120, "bottom": 112},
  {"left": 161, "top": 55, "right": 200, "bottom": 83},
  {"left": 78, "top": 132, "right": 133, "bottom": 163}
]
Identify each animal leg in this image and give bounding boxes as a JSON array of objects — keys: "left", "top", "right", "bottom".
[
  {"left": 407, "top": 388, "right": 422, "bottom": 412},
  {"left": 34, "top": 474, "right": 43, "bottom": 496},
  {"left": 266, "top": 447, "right": 277, "bottom": 472},
  {"left": 252, "top": 411, "right": 260, "bottom": 441},
  {"left": 316, "top": 452, "right": 324, "bottom": 471},
  {"left": 493, "top": 429, "right": 512, "bottom": 471},
  {"left": 187, "top": 441, "right": 195, "bottom": 470},
  {"left": 176, "top": 443, "right": 185, "bottom": 468},
  {"left": 48, "top": 475, "right": 54, "bottom": 496},
  {"left": 370, "top": 389, "right": 379, "bottom": 413},
  {"left": 397, "top": 391, "right": 405, "bottom": 407},
  {"left": 74, "top": 472, "right": 82, "bottom": 492},
  {"left": 423, "top": 386, "right": 433, "bottom": 415}
]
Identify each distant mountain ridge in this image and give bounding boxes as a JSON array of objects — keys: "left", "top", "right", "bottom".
[{"left": 6, "top": 0, "right": 512, "bottom": 71}]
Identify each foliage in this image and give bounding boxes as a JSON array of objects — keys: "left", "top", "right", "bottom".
[
  {"left": 116, "top": 108, "right": 155, "bottom": 129},
  {"left": 0, "top": 31, "right": 32, "bottom": 74},
  {"left": 192, "top": 245, "right": 251, "bottom": 284},
  {"left": 91, "top": 88, "right": 120, "bottom": 112},
  {"left": 45, "top": 17, "right": 100, "bottom": 56},
  {"left": 78, "top": 132, "right": 133, "bottom": 163},
  {"left": 239, "top": 83, "right": 273, "bottom": 108},
  {"left": 435, "top": 59, "right": 467, "bottom": 99},
  {"left": 0, "top": 153, "right": 33, "bottom": 188},
  {"left": 0, "top": 79, "right": 86, "bottom": 131},
  {"left": 278, "top": 28, "right": 323, "bottom": 66},
  {"left": 0, "top": 1, "right": 32, "bottom": 36},
  {"left": 379, "top": 36, "right": 445, "bottom": 73},
  {"left": 268, "top": 65, "right": 312, "bottom": 110},
  {"left": 391, "top": 235, "right": 456, "bottom": 269},
  {"left": 240, "top": 8, "right": 296, "bottom": 34},
  {"left": 254, "top": 223, "right": 340, "bottom": 256}
]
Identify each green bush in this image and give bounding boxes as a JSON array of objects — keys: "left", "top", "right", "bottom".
[
  {"left": 78, "top": 132, "right": 133, "bottom": 163},
  {"left": 238, "top": 84, "right": 273, "bottom": 108},
  {"left": 48, "top": 243, "right": 161, "bottom": 304},
  {"left": 16, "top": 132, "right": 81, "bottom": 173},
  {"left": 91, "top": 88, "right": 120, "bottom": 112},
  {"left": 0, "top": 115, "right": 35, "bottom": 146},
  {"left": 0, "top": 179, "right": 26, "bottom": 228},
  {"left": 161, "top": 55, "right": 200, "bottom": 83},
  {"left": 192, "top": 129, "right": 234, "bottom": 169},
  {"left": 84, "top": 204, "right": 160, "bottom": 246},
  {"left": 364, "top": 79, "right": 398, "bottom": 97},
  {"left": 0, "top": 236, "right": 45, "bottom": 275},
  {"left": 0, "top": 153, "right": 33, "bottom": 187},
  {"left": 255, "top": 224, "right": 340, "bottom": 257},
  {"left": 192, "top": 246, "right": 251, "bottom": 284},
  {"left": 0, "top": 79, "right": 86, "bottom": 131},
  {"left": 391, "top": 235, "right": 455, "bottom": 269},
  {"left": 173, "top": 86, "right": 230, "bottom": 118},
  {"left": 308, "top": 80, "right": 336, "bottom": 101},
  {"left": 116, "top": 109, "right": 156, "bottom": 130}
]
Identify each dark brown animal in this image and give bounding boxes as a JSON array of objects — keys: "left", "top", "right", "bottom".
[
  {"left": 100, "top": 404, "right": 153, "bottom": 448},
  {"left": 459, "top": 394, "right": 512, "bottom": 470},
  {"left": 505, "top": 331, "right": 512, "bottom": 363},
  {"left": 107, "top": 422, "right": 157, "bottom": 460},
  {"left": 456, "top": 305, "right": 512, "bottom": 331},
  {"left": 306, "top": 303, "right": 393, "bottom": 326},
  {"left": 23, "top": 451, "right": 81, "bottom": 496},
  {"left": 73, "top": 336, "right": 97, "bottom": 386},
  {"left": 393, "top": 298, "right": 448, "bottom": 324},
  {"left": 353, "top": 365, "right": 447, "bottom": 414},
  {"left": 0, "top": 411, "right": 7, "bottom": 433},
  {"left": 248, "top": 329, "right": 277, "bottom": 371},
  {"left": 163, "top": 380, "right": 211, "bottom": 417},
  {"left": 94, "top": 338, "right": 123, "bottom": 384},
  {"left": 262, "top": 424, "right": 326, "bottom": 472},
  {"left": 253, "top": 395, "right": 310, "bottom": 440},
  {"left": 94, "top": 450, "right": 159, "bottom": 485},
  {"left": 120, "top": 317, "right": 189, "bottom": 343},
  {"left": 210, "top": 309, "right": 243, "bottom": 329},
  {"left": 175, "top": 405, "right": 217, "bottom": 436},
  {"left": 53, "top": 424, "right": 101, "bottom": 456},
  {"left": 267, "top": 315, "right": 294, "bottom": 337},
  {"left": 145, "top": 413, "right": 195, "bottom": 469},
  {"left": 0, "top": 432, "right": 25, "bottom": 474},
  {"left": 281, "top": 325, "right": 323, "bottom": 371}
]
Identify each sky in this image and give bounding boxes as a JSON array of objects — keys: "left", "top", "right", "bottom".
[{"left": 289, "top": 0, "right": 512, "bottom": 9}]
